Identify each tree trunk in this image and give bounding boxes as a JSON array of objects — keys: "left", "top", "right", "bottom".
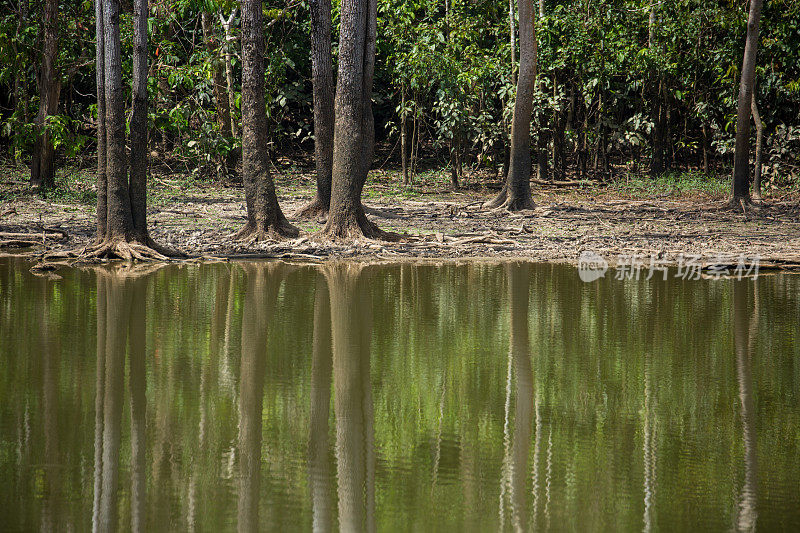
[
  {"left": 104, "top": 0, "right": 134, "bottom": 240},
  {"left": 732, "top": 0, "right": 764, "bottom": 201},
  {"left": 401, "top": 86, "right": 409, "bottom": 185},
  {"left": 297, "top": 0, "right": 335, "bottom": 219},
  {"left": 201, "top": 12, "right": 233, "bottom": 137},
  {"left": 30, "top": 0, "right": 60, "bottom": 189},
  {"left": 236, "top": 0, "right": 298, "bottom": 240},
  {"left": 450, "top": 133, "right": 460, "bottom": 190},
  {"left": 509, "top": 0, "right": 516, "bottom": 86},
  {"left": 322, "top": 0, "right": 389, "bottom": 240},
  {"left": 95, "top": 0, "right": 107, "bottom": 241},
  {"left": 221, "top": 10, "right": 239, "bottom": 138},
  {"left": 750, "top": 93, "right": 763, "bottom": 201},
  {"left": 648, "top": 3, "right": 666, "bottom": 177},
  {"left": 487, "top": 0, "right": 536, "bottom": 211},
  {"left": 129, "top": 0, "right": 148, "bottom": 242},
  {"left": 89, "top": 0, "right": 173, "bottom": 259}
]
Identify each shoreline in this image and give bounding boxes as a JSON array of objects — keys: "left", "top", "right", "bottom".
[{"left": 2, "top": 169, "right": 800, "bottom": 271}]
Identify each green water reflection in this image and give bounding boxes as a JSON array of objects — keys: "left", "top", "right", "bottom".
[{"left": 0, "top": 258, "right": 799, "bottom": 531}]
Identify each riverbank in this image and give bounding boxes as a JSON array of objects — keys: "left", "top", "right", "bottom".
[{"left": 2, "top": 166, "right": 800, "bottom": 270}]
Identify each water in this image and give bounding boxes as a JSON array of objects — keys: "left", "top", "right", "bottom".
[{"left": 0, "top": 257, "right": 798, "bottom": 532}]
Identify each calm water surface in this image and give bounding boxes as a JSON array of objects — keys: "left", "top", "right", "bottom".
[{"left": 1, "top": 257, "right": 799, "bottom": 531}]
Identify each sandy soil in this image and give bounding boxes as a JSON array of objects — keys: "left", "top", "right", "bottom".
[{"left": 2, "top": 169, "right": 800, "bottom": 270}]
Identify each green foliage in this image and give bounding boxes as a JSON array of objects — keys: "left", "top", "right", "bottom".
[{"left": 1, "top": 0, "right": 799, "bottom": 189}]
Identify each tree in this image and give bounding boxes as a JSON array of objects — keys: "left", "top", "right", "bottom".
[
  {"left": 732, "top": 0, "right": 764, "bottom": 204},
  {"left": 486, "top": 0, "right": 536, "bottom": 210},
  {"left": 750, "top": 93, "right": 764, "bottom": 202},
  {"left": 235, "top": 0, "right": 298, "bottom": 241},
  {"left": 297, "top": 0, "right": 335, "bottom": 219},
  {"left": 321, "top": 0, "right": 390, "bottom": 239},
  {"left": 89, "top": 0, "right": 172, "bottom": 260},
  {"left": 201, "top": 11, "right": 233, "bottom": 138},
  {"left": 30, "top": 0, "right": 60, "bottom": 189}
]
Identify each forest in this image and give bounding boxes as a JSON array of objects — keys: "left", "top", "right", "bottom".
[{"left": 1, "top": 0, "right": 799, "bottom": 259}]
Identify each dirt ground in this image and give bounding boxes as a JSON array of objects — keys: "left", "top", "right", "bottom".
[{"left": 2, "top": 168, "right": 800, "bottom": 271}]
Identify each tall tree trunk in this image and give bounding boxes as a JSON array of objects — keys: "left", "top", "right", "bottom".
[
  {"left": 89, "top": 0, "right": 173, "bottom": 259},
  {"left": 649, "top": 3, "right": 666, "bottom": 177},
  {"left": 31, "top": 0, "right": 60, "bottom": 189},
  {"left": 509, "top": 0, "right": 516, "bottom": 86},
  {"left": 732, "top": 0, "right": 764, "bottom": 202},
  {"left": 486, "top": 0, "right": 536, "bottom": 211},
  {"left": 750, "top": 93, "right": 764, "bottom": 201},
  {"left": 322, "top": 0, "right": 389, "bottom": 240},
  {"left": 95, "top": 0, "right": 107, "bottom": 241},
  {"left": 220, "top": 10, "right": 239, "bottom": 138},
  {"left": 129, "top": 0, "right": 149, "bottom": 242},
  {"left": 298, "top": 0, "right": 336, "bottom": 219},
  {"left": 235, "top": 0, "right": 298, "bottom": 240},
  {"left": 401, "top": 86, "right": 409, "bottom": 185},
  {"left": 104, "top": 0, "right": 134, "bottom": 240},
  {"left": 202, "top": 12, "right": 233, "bottom": 137}
]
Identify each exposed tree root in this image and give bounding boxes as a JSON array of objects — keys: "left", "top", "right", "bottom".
[
  {"left": 231, "top": 216, "right": 300, "bottom": 243},
  {"left": 82, "top": 239, "right": 170, "bottom": 261},
  {"left": 500, "top": 195, "right": 536, "bottom": 211},
  {"left": 317, "top": 206, "right": 401, "bottom": 243},
  {"left": 721, "top": 196, "right": 767, "bottom": 214},
  {"left": 483, "top": 186, "right": 508, "bottom": 208},
  {"left": 295, "top": 198, "right": 329, "bottom": 221}
]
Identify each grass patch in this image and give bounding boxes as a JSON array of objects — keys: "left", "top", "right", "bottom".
[{"left": 607, "top": 171, "right": 729, "bottom": 197}]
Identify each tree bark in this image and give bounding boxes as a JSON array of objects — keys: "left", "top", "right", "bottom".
[
  {"left": 298, "top": 0, "right": 335, "bottom": 219},
  {"left": 486, "top": 0, "right": 536, "bottom": 211},
  {"left": 104, "top": 0, "right": 134, "bottom": 240},
  {"left": 322, "top": 0, "right": 389, "bottom": 240},
  {"left": 129, "top": 0, "right": 148, "bottom": 242},
  {"left": 95, "top": 0, "right": 107, "bottom": 241},
  {"left": 30, "top": 0, "right": 60, "bottom": 189},
  {"left": 732, "top": 0, "right": 764, "bottom": 201},
  {"left": 236, "top": 0, "right": 298, "bottom": 240},
  {"left": 202, "top": 12, "right": 233, "bottom": 137},
  {"left": 88, "top": 0, "right": 174, "bottom": 259},
  {"left": 750, "top": 93, "right": 763, "bottom": 201}
]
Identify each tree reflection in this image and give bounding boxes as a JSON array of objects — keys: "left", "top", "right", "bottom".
[
  {"left": 92, "top": 266, "right": 152, "bottom": 533},
  {"left": 308, "top": 272, "right": 334, "bottom": 533},
  {"left": 236, "top": 263, "right": 285, "bottom": 533},
  {"left": 499, "top": 262, "right": 534, "bottom": 532},
  {"left": 734, "top": 281, "right": 758, "bottom": 532},
  {"left": 326, "top": 264, "right": 376, "bottom": 533}
]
